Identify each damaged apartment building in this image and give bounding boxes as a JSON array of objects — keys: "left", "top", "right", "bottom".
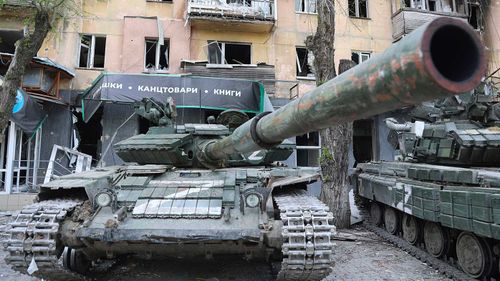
[{"left": 0, "top": 0, "right": 498, "bottom": 203}]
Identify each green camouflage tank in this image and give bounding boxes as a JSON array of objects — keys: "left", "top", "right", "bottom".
[{"left": 354, "top": 67, "right": 500, "bottom": 278}]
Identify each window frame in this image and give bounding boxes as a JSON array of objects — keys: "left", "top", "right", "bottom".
[
  {"left": 351, "top": 50, "right": 371, "bottom": 64},
  {"left": 295, "top": 0, "right": 318, "bottom": 14},
  {"left": 348, "top": 0, "right": 369, "bottom": 18},
  {"left": 295, "top": 46, "right": 315, "bottom": 80},
  {"left": 296, "top": 131, "right": 321, "bottom": 167},
  {"left": 146, "top": 0, "right": 173, "bottom": 3},
  {"left": 77, "top": 34, "right": 106, "bottom": 69},
  {"left": 144, "top": 37, "right": 170, "bottom": 72},
  {"left": 207, "top": 41, "right": 252, "bottom": 65},
  {"left": 404, "top": 0, "right": 467, "bottom": 14}
]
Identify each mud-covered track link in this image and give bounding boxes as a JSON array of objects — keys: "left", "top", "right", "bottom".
[
  {"left": 274, "top": 190, "right": 336, "bottom": 281},
  {"left": 361, "top": 201, "right": 499, "bottom": 281},
  {"left": 3, "top": 200, "right": 83, "bottom": 275}
]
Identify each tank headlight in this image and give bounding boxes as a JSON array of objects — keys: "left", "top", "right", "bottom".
[
  {"left": 245, "top": 193, "right": 261, "bottom": 208},
  {"left": 95, "top": 192, "right": 112, "bottom": 207}
]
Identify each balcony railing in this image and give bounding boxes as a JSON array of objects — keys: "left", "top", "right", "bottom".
[
  {"left": 2, "top": 0, "right": 33, "bottom": 6},
  {"left": 188, "top": 0, "right": 275, "bottom": 21},
  {"left": 391, "top": 7, "right": 468, "bottom": 41}
]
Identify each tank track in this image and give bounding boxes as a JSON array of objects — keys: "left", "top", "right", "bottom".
[
  {"left": 359, "top": 207, "right": 475, "bottom": 281},
  {"left": 274, "top": 189, "right": 336, "bottom": 281},
  {"left": 3, "top": 199, "right": 83, "bottom": 277}
]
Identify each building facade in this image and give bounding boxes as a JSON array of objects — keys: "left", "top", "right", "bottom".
[{"left": 0, "top": 0, "right": 498, "bottom": 198}]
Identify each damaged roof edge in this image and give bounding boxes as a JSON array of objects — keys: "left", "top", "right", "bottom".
[{"left": 0, "top": 52, "right": 76, "bottom": 78}]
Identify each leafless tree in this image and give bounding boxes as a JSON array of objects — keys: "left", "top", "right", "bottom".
[
  {"left": 306, "top": 0, "right": 354, "bottom": 228},
  {"left": 0, "top": 0, "right": 77, "bottom": 132}
]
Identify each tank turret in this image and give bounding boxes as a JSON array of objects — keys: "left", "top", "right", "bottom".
[
  {"left": 351, "top": 19, "right": 500, "bottom": 280},
  {"left": 384, "top": 81, "right": 500, "bottom": 166}
]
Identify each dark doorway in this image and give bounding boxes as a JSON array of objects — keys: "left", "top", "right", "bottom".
[
  {"left": 75, "top": 107, "right": 103, "bottom": 163},
  {"left": 353, "top": 119, "right": 373, "bottom": 164}
]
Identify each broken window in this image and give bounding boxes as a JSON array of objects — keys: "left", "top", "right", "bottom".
[
  {"left": 207, "top": 41, "right": 251, "bottom": 65},
  {"left": 403, "top": 0, "right": 467, "bottom": 13},
  {"left": 78, "top": 34, "right": 106, "bottom": 68},
  {"left": 428, "top": 0, "right": 437, "bottom": 11},
  {"left": 468, "top": 2, "right": 483, "bottom": 30},
  {"left": 145, "top": 38, "right": 169, "bottom": 71},
  {"left": 348, "top": 0, "right": 368, "bottom": 18},
  {"left": 227, "top": 0, "right": 252, "bottom": 6},
  {"left": 351, "top": 51, "right": 371, "bottom": 64},
  {"left": 296, "top": 132, "right": 320, "bottom": 167},
  {"left": 0, "top": 29, "right": 23, "bottom": 54},
  {"left": 296, "top": 47, "right": 315, "bottom": 78},
  {"left": 295, "top": 0, "right": 317, "bottom": 13}
]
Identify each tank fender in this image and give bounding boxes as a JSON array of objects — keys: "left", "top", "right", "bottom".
[
  {"left": 264, "top": 172, "right": 321, "bottom": 216},
  {"left": 39, "top": 176, "right": 114, "bottom": 204}
]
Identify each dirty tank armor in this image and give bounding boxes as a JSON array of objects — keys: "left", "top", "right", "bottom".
[
  {"left": 355, "top": 83, "right": 500, "bottom": 279},
  {"left": 4, "top": 17, "right": 485, "bottom": 280},
  {"left": 352, "top": 24, "right": 500, "bottom": 280}
]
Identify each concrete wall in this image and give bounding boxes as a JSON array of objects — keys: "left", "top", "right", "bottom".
[
  {"left": 39, "top": 0, "right": 191, "bottom": 90},
  {"left": 485, "top": 3, "right": 500, "bottom": 75},
  {"left": 1, "top": 0, "right": 499, "bottom": 96},
  {"left": 188, "top": 0, "right": 393, "bottom": 97},
  {"left": 21, "top": 0, "right": 395, "bottom": 98},
  {"left": 3, "top": 0, "right": 496, "bottom": 96}
]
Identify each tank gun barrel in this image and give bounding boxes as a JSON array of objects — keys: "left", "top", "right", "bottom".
[{"left": 201, "top": 17, "right": 486, "bottom": 165}]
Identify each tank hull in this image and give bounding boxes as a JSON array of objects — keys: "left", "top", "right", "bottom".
[{"left": 354, "top": 161, "right": 500, "bottom": 279}]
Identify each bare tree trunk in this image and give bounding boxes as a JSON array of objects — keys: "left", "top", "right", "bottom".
[
  {"left": 0, "top": 11, "right": 52, "bottom": 132},
  {"left": 306, "top": 0, "right": 355, "bottom": 229}
]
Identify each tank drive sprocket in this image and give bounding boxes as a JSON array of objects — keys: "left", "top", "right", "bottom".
[{"left": 274, "top": 189, "right": 335, "bottom": 281}]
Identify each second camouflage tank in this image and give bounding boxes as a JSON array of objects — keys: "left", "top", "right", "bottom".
[{"left": 354, "top": 53, "right": 500, "bottom": 279}]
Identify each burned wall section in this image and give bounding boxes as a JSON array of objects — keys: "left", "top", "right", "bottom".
[
  {"left": 39, "top": 102, "right": 73, "bottom": 171},
  {"left": 100, "top": 103, "right": 138, "bottom": 167}
]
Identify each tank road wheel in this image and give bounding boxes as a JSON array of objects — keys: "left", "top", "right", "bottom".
[
  {"left": 423, "top": 222, "right": 449, "bottom": 258},
  {"left": 383, "top": 207, "right": 400, "bottom": 234},
  {"left": 456, "top": 232, "right": 494, "bottom": 278},
  {"left": 402, "top": 214, "right": 420, "bottom": 245},
  {"left": 63, "top": 247, "right": 90, "bottom": 274},
  {"left": 370, "top": 202, "right": 383, "bottom": 226}
]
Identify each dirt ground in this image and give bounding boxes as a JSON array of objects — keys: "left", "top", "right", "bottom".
[{"left": 0, "top": 212, "right": 447, "bottom": 281}]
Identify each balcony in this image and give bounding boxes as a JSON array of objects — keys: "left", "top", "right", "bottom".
[
  {"left": 391, "top": 0, "right": 472, "bottom": 41},
  {"left": 2, "top": 0, "right": 32, "bottom": 6},
  {"left": 187, "top": 0, "right": 275, "bottom": 33}
]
